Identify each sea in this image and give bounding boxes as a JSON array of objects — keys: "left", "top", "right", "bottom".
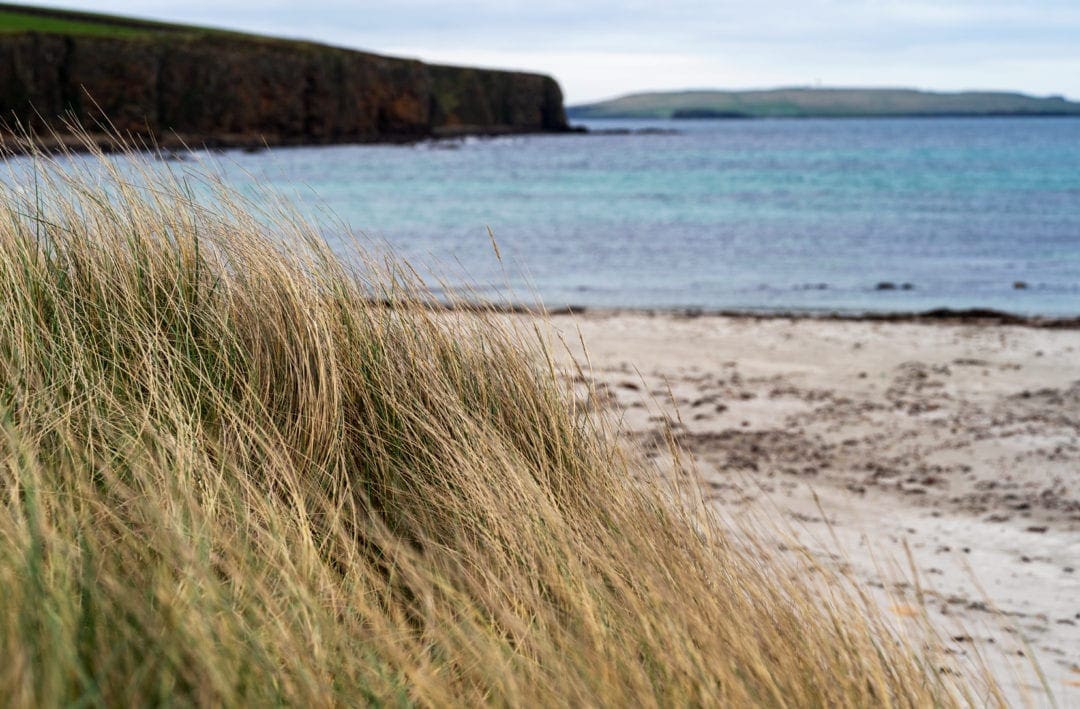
[{"left": 51, "top": 117, "right": 1080, "bottom": 316}]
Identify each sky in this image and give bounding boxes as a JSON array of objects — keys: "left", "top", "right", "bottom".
[{"left": 24, "top": 1, "right": 1080, "bottom": 104}]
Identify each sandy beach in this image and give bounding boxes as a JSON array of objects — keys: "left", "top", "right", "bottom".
[{"left": 536, "top": 310, "right": 1080, "bottom": 705}]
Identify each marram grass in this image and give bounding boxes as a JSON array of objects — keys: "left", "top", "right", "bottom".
[{"left": 0, "top": 135, "right": 999, "bottom": 706}]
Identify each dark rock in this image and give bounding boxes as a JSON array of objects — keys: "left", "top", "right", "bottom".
[{"left": 0, "top": 31, "right": 569, "bottom": 151}]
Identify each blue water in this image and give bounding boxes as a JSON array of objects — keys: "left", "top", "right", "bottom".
[{"left": 97, "top": 118, "right": 1080, "bottom": 314}]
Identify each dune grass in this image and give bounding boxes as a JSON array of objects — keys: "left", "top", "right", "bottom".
[{"left": 0, "top": 134, "right": 999, "bottom": 706}]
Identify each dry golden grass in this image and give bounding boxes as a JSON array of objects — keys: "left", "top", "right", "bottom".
[{"left": 0, "top": 134, "right": 1000, "bottom": 706}]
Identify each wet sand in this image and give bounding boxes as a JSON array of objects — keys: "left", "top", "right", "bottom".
[{"left": 538, "top": 310, "right": 1080, "bottom": 705}]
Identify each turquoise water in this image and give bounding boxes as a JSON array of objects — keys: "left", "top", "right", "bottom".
[{"left": 75, "top": 118, "right": 1080, "bottom": 314}]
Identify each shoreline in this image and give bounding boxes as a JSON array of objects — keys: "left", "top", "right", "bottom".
[
  {"left": 10, "top": 112, "right": 1080, "bottom": 158},
  {"left": 435, "top": 300, "right": 1080, "bottom": 329},
  {"left": 0, "top": 126, "right": 581, "bottom": 158},
  {"left": 563, "top": 305, "right": 1080, "bottom": 329}
]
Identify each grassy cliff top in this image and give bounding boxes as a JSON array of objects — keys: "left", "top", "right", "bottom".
[
  {"left": 0, "top": 3, "right": 527, "bottom": 65},
  {"left": 0, "top": 2, "right": 426, "bottom": 68},
  {"left": 0, "top": 3, "right": 219, "bottom": 37},
  {"left": 569, "top": 87, "right": 1080, "bottom": 119},
  {"left": 0, "top": 3, "right": 325, "bottom": 48}
]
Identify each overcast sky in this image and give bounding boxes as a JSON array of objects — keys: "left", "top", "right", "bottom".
[{"left": 26, "top": 1, "right": 1080, "bottom": 104}]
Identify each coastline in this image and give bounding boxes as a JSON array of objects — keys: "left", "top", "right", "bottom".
[
  {"left": 549, "top": 305, "right": 1080, "bottom": 329},
  {"left": 431, "top": 300, "right": 1080, "bottom": 329},
  {"left": 0, "top": 125, "right": 580, "bottom": 157}
]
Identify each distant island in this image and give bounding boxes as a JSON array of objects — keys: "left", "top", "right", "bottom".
[
  {"left": 0, "top": 3, "right": 569, "bottom": 150},
  {"left": 568, "top": 88, "right": 1080, "bottom": 119}
]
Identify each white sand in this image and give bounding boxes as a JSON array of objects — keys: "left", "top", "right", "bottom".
[{"left": 537, "top": 310, "right": 1080, "bottom": 705}]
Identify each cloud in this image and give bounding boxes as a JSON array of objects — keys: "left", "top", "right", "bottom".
[{"left": 25, "top": 0, "right": 1080, "bottom": 102}]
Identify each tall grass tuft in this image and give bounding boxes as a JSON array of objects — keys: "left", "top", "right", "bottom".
[{"left": 0, "top": 134, "right": 995, "bottom": 706}]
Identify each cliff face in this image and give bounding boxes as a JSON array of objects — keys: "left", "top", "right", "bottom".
[{"left": 0, "top": 32, "right": 568, "bottom": 148}]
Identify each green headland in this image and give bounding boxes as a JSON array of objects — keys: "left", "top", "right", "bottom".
[{"left": 568, "top": 87, "right": 1080, "bottom": 119}]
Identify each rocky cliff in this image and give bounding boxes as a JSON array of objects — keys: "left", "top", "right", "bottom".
[{"left": 0, "top": 26, "right": 568, "bottom": 149}]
